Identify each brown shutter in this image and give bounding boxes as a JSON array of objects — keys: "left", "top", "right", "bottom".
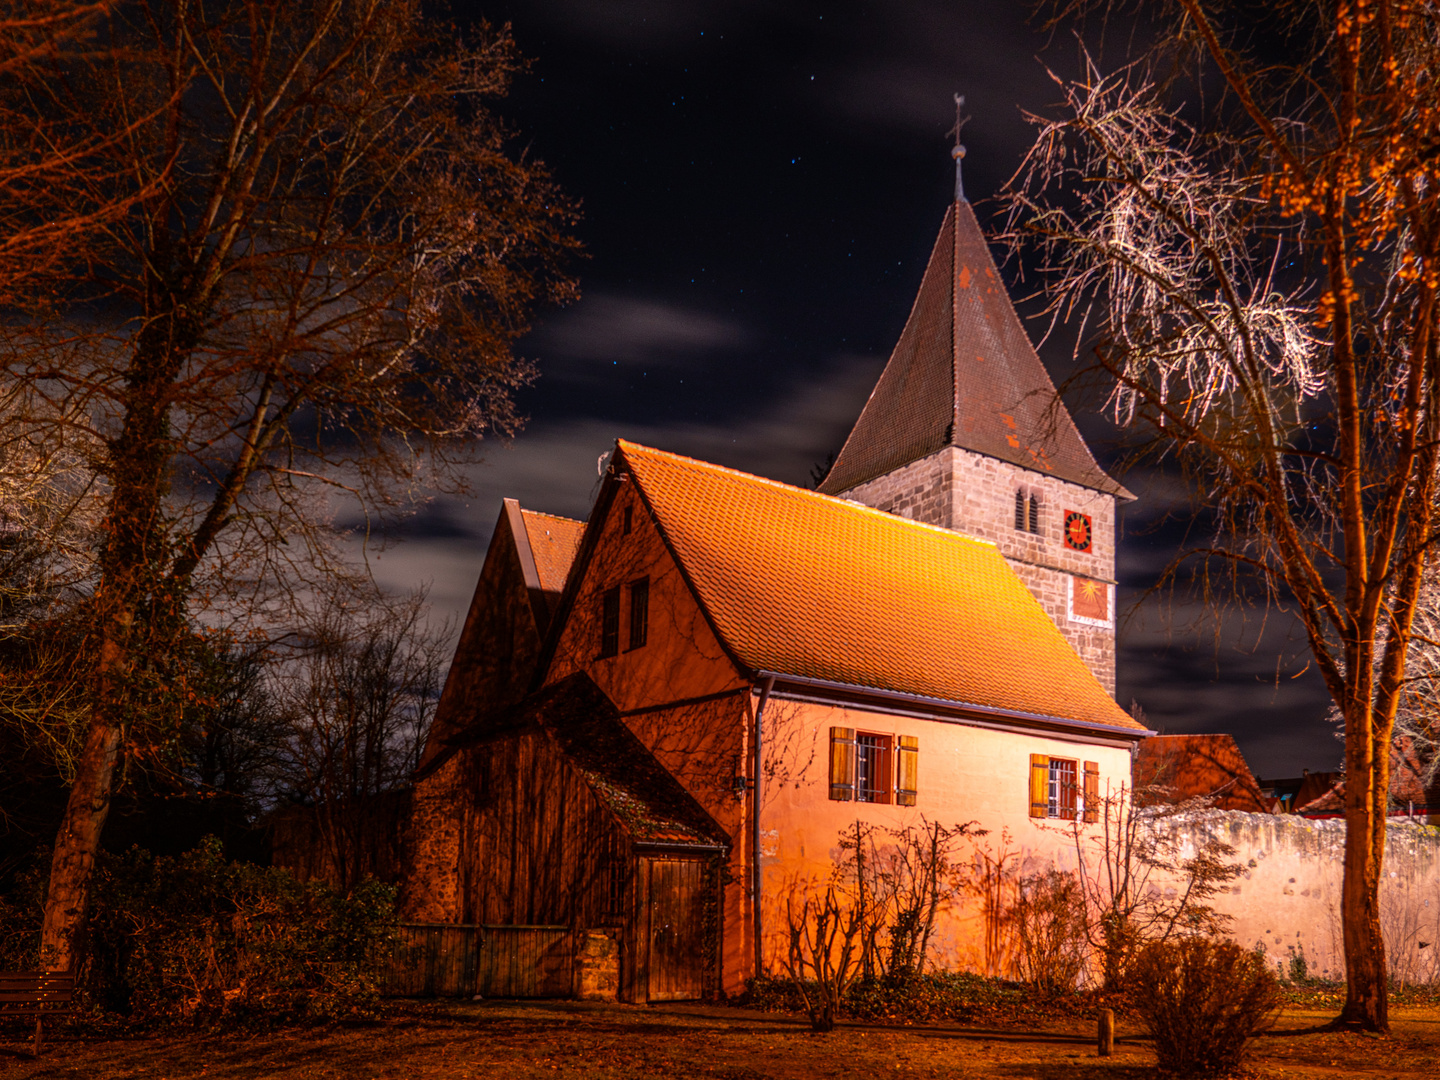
[
  {"left": 829, "top": 727, "right": 856, "bottom": 801},
  {"left": 1083, "top": 761, "right": 1100, "bottom": 823},
  {"left": 1029, "top": 754, "right": 1050, "bottom": 818},
  {"left": 896, "top": 736, "right": 919, "bottom": 806}
]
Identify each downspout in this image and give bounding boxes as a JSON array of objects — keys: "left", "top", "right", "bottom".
[{"left": 752, "top": 675, "right": 775, "bottom": 981}]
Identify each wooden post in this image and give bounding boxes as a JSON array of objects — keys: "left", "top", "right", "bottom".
[{"left": 1098, "top": 1008, "right": 1114, "bottom": 1057}]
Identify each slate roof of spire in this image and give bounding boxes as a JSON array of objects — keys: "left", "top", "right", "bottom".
[{"left": 818, "top": 199, "right": 1131, "bottom": 499}]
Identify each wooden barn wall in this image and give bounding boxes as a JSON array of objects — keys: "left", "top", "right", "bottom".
[
  {"left": 422, "top": 508, "right": 545, "bottom": 759},
  {"left": 457, "top": 729, "right": 632, "bottom": 932},
  {"left": 382, "top": 924, "right": 573, "bottom": 999}
]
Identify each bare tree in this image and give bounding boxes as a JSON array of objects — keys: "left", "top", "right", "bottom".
[
  {"left": 272, "top": 589, "right": 446, "bottom": 892},
  {"left": 0, "top": 1, "right": 160, "bottom": 307},
  {"left": 9, "top": 0, "right": 578, "bottom": 969},
  {"left": 1006, "top": 0, "right": 1440, "bottom": 1031}
]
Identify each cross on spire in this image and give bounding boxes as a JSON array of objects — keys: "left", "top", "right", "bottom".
[{"left": 950, "top": 93, "right": 968, "bottom": 202}]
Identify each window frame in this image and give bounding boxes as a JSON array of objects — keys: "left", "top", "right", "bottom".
[
  {"left": 1029, "top": 754, "right": 1100, "bottom": 822},
  {"left": 599, "top": 586, "right": 621, "bottom": 658},
  {"left": 627, "top": 577, "right": 649, "bottom": 650},
  {"left": 855, "top": 733, "right": 893, "bottom": 804},
  {"left": 1048, "top": 757, "right": 1078, "bottom": 820}
]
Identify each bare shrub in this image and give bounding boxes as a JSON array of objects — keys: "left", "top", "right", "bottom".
[
  {"left": 780, "top": 819, "right": 982, "bottom": 1031},
  {"left": 782, "top": 884, "right": 861, "bottom": 1032},
  {"left": 1070, "top": 784, "right": 1240, "bottom": 988},
  {"left": 1012, "top": 870, "right": 1087, "bottom": 995},
  {"left": 1131, "top": 938, "right": 1281, "bottom": 1077}
]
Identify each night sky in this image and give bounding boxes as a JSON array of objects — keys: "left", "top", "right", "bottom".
[{"left": 363, "top": 1, "right": 1337, "bottom": 780}]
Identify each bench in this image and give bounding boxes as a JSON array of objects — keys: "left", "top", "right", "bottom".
[{"left": 0, "top": 971, "right": 75, "bottom": 1055}]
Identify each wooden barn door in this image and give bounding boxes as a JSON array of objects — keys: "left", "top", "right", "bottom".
[{"left": 646, "top": 859, "right": 705, "bottom": 1001}]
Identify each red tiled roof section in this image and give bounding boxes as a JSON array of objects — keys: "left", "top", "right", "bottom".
[
  {"left": 819, "top": 200, "right": 1130, "bottom": 499},
  {"left": 1134, "top": 734, "right": 1270, "bottom": 813},
  {"left": 618, "top": 441, "right": 1140, "bottom": 730},
  {"left": 521, "top": 510, "right": 586, "bottom": 595}
]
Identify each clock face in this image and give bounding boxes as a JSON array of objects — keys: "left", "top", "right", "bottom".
[{"left": 1064, "top": 510, "right": 1092, "bottom": 552}]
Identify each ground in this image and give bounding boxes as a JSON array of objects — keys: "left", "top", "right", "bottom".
[{"left": 2, "top": 1000, "right": 1437, "bottom": 1079}]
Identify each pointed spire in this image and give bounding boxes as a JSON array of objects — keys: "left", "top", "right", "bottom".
[
  {"left": 818, "top": 197, "right": 1131, "bottom": 500},
  {"left": 951, "top": 93, "right": 968, "bottom": 203}
]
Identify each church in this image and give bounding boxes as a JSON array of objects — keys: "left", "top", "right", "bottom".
[{"left": 398, "top": 153, "right": 1153, "bottom": 1002}]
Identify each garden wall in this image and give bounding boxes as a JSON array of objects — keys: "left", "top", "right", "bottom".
[{"left": 1159, "top": 811, "right": 1440, "bottom": 984}]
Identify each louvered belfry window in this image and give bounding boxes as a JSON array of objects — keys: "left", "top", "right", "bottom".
[{"left": 1015, "top": 490, "right": 1041, "bottom": 534}]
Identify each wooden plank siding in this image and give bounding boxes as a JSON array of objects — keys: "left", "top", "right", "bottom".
[
  {"left": 382, "top": 925, "right": 574, "bottom": 998},
  {"left": 382, "top": 924, "right": 481, "bottom": 997},
  {"left": 477, "top": 926, "right": 572, "bottom": 998},
  {"left": 456, "top": 730, "right": 631, "bottom": 931}
]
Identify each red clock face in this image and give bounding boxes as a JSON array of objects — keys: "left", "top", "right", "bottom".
[{"left": 1064, "top": 510, "right": 1092, "bottom": 552}]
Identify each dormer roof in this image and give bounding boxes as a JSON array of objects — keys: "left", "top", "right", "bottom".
[{"left": 818, "top": 199, "right": 1131, "bottom": 499}]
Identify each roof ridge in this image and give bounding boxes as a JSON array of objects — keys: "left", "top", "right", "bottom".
[
  {"left": 519, "top": 507, "right": 586, "bottom": 526},
  {"left": 615, "top": 439, "right": 999, "bottom": 548}
]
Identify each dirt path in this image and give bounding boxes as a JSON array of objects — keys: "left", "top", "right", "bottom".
[{"left": 1, "top": 1000, "right": 1436, "bottom": 1079}]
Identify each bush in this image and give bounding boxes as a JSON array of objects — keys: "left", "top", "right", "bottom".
[
  {"left": 1012, "top": 870, "right": 1088, "bottom": 995},
  {"left": 85, "top": 837, "right": 396, "bottom": 1025},
  {"left": 1130, "top": 937, "right": 1281, "bottom": 1077},
  {"left": 743, "top": 971, "right": 1028, "bottom": 1025}
]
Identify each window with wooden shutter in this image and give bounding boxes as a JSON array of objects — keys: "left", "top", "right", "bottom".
[
  {"left": 1028, "top": 754, "right": 1049, "bottom": 818},
  {"left": 1083, "top": 761, "right": 1100, "bottom": 823},
  {"left": 896, "top": 736, "right": 919, "bottom": 806},
  {"left": 829, "top": 727, "right": 856, "bottom": 801}
]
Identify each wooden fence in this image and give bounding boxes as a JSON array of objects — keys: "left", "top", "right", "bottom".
[{"left": 382, "top": 924, "right": 573, "bottom": 998}]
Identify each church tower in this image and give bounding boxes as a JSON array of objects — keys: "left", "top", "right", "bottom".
[{"left": 819, "top": 120, "right": 1132, "bottom": 694}]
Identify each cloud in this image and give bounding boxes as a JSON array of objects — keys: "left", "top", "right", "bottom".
[
  {"left": 531, "top": 293, "right": 751, "bottom": 382},
  {"left": 342, "top": 350, "right": 883, "bottom": 641},
  {"left": 1115, "top": 582, "right": 1335, "bottom": 778}
]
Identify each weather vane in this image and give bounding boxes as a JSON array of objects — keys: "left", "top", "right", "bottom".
[{"left": 950, "top": 93, "right": 969, "bottom": 202}]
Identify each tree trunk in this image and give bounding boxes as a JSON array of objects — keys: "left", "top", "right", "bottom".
[
  {"left": 39, "top": 305, "right": 187, "bottom": 972},
  {"left": 1336, "top": 722, "right": 1389, "bottom": 1032},
  {"left": 38, "top": 609, "right": 131, "bottom": 971}
]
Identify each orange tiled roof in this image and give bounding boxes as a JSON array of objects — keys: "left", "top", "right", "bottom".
[
  {"left": 618, "top": 441, "right": 1140, "bottom": 731},
  {"left": 1134, "top": 734, "right": 1269, "bottom": 812},
  {"left": 521, "top": 509, "right": 586, "bottom": 595}
]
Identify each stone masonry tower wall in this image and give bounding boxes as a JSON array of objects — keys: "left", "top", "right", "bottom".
[{"left": 839, "top": 447, "right": 1117, "bottom": 693}]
